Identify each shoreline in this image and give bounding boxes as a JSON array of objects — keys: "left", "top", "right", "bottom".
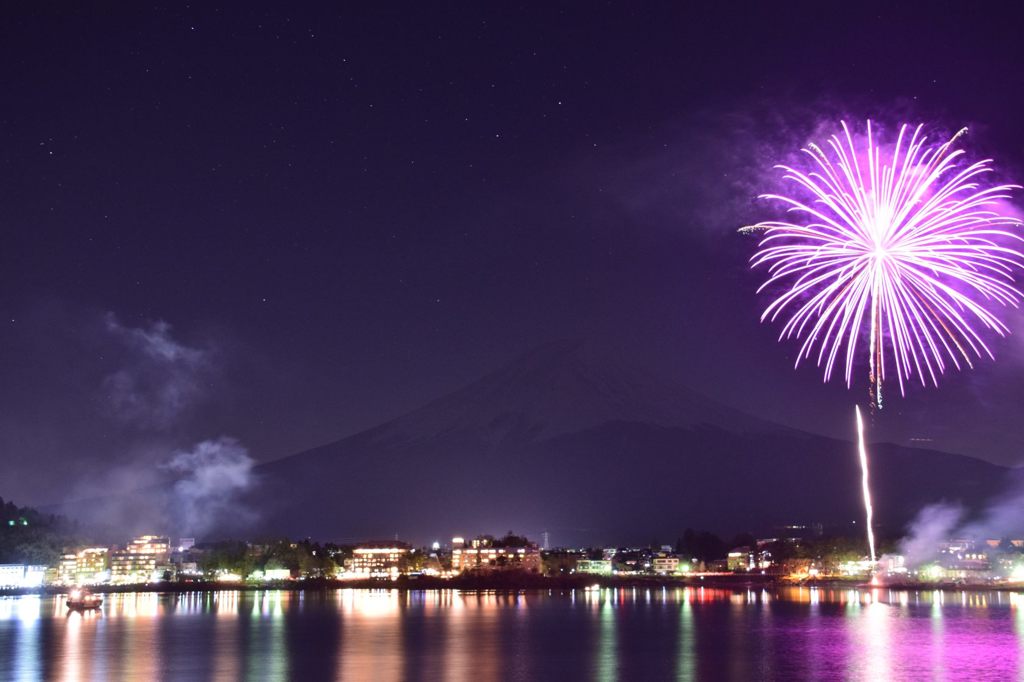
[{"left": 3, "top": 574, "right": 1021, "bottom": 597}]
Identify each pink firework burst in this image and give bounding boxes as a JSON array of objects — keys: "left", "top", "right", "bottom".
[{"left": 749, "top": 121, "right": 1024, "bottom": 408}]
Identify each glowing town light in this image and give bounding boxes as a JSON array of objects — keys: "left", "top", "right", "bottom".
[
  {"left": 0, "top": 564, "right": 46, "bottom": 588},
  {"left": 855, "top": 406, "right": 877, "bottom": 564},
  {"left": 748, "top": 121, "right": 1024, "bottom": 408}
]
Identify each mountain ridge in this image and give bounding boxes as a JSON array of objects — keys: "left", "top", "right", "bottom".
[
  {"left": 247, "top": 342, "right": 1010, "bottom": 545},
  {"left": 264, "top": 339, "right": 788, "bottom": 467}
]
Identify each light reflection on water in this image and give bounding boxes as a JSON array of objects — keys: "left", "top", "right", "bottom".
[{"left": 0, "top": 587, "right": 1022, "bottom": 680}]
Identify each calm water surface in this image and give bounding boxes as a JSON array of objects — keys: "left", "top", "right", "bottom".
[{"left": 0, "top": 587, "right": 1021, "bottom": 680}]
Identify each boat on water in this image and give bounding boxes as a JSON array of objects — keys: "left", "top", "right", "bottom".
[{"left": 66, "top": 588, "right": 102, "bottom": 611}]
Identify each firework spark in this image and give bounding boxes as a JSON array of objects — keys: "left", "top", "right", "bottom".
[
  {"left": 855, "top": 405, "right": 876, "bottom": 564},
  {"left": 749, "top": 121, "right": 1024, "bottom": 408}
]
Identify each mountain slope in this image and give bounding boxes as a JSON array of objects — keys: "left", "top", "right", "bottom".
[{"left": 250, "top": 342, "right": 1010, "bottom": 545}]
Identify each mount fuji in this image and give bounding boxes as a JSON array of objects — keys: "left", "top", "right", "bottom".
[{"left": 250, "top": 341, "right": 1009, "bottom": 546}]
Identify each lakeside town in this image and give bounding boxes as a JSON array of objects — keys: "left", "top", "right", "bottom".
[{"left": 4, "top": 508, "right": 1024, "bottom": 592}]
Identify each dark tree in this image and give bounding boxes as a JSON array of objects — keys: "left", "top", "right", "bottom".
[{"left": 676, "top": 529, "right": 727, "bottom": 562}]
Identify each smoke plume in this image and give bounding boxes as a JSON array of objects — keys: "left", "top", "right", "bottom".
[
  {"left": 900, "top": 474, "right": 1024, "bottom": 567},
  {"left": 164, "top": 437, "right": 257, "bottom": 536},
  {"left": 899, "top": 503, "right": 964, "bottom": 568},
  {"left": 101, "top": 313, "right": 212, "bottom": 429},
  {"left": 61, "top": 312, "right": 262, "bottom": 539}
]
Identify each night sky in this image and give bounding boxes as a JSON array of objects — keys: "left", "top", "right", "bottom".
[{"left": 3, "top": 3, "right": 1024, "bottom": 505}]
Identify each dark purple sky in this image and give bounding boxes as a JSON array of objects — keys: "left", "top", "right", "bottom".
[{"left": 3, "top": 3, "right": 1024, "bottom": 504}]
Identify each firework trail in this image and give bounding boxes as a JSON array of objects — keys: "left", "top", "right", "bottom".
[
  {"left": 748, "top": 121, "right": 1024, "bottom": 409},
  {"left": 855, "top": 406, "right": 876, "bottom": 563}
]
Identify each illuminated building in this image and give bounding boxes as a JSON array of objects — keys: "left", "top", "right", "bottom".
[
  {"left": 127, "top": 535, "right": 171, "bottom": 556},
  {"left": 651, "top": 553, "right": 681, "bottom": 575},
  {"left": 0, "top": 564, "right": 47, "bottom": 588},
  {"left": 78, "top": 547, "right": 109, "bottom": 577},
  {"left": 727, "top": 548, "right": 754, "bottom": 571},
  {"left": 57, "top": 547, "right": 110, "bottom": 585},
  {"left": 58, "top": 554, "right": 77, "bottom": 584},
  {"left": 349, "top": 541, "right": 411, "bottom": 579},
  {"left": 110, "top": 535, "right": 172, "bottom": 584},
  {"left": 451, "top": 534, "right": 541, "bottom": 573},
  {"left": 576, "top": 559, "right": 613, "bottom": 575},
  {"left": 934, "top": 539, "right": 993, "bottom": 581},
  {"left": 110, "top": 551, "right": 159, "bottom": 584}
]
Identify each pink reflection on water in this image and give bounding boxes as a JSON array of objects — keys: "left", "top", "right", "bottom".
[{"left": 0, "top": 588, "right": 1022, "bottom": 680}]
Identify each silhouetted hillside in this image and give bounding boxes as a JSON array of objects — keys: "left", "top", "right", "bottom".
[{"left": 249, "top": 342, "right": 1010, "bottom": 545}]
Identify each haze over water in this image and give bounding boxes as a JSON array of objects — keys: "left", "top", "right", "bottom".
[{"left": 0, "top": 587, "right": 1021, "bottom": 680}]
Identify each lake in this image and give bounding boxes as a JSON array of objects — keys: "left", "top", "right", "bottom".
[{"left": 0, "top": 587, "right": 1021, "bottom": 680}]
